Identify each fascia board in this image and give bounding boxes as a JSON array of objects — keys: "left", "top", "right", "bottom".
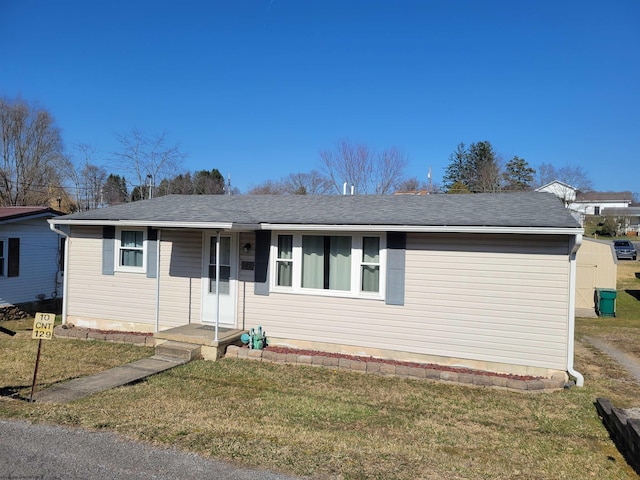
[
  {"left": 260, "top": 223, "right": 584, "bottom": 235},
  {"left": 1, "top": 212, "right": 59, "bottom": 225},
  {"left": 48, "top": 219, "right": 234, "bottom": 229}
]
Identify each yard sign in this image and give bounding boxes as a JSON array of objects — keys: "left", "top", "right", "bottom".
[
  {"left": 30, "top": 312, "right": 56, "bottom": 402},
  {"left": 32, "top": 312, "right": 55, "bottom": 340}
]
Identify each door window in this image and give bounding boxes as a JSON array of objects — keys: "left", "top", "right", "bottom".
[{"left": 209, "top": 236, "right": 231, "bottom": 295}]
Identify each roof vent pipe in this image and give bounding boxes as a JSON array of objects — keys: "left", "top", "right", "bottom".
[
  {"left": 351, "top": 184, "right": 355, "bottom": 195},
  {"left": 343, "top": 182, "right": 347, "bottom": 195}
]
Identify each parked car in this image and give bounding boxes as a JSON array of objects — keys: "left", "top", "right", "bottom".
[{"left": 613, "top": 240, "right": 637, "bottom": 260}]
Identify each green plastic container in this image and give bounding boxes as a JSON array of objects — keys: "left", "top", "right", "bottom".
[{"left": 595, "top": 288, "right": 617, "bottom": 317}]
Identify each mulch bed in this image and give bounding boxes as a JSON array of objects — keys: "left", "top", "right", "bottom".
[
  {"left": 58, "top": 325, "right": 153, "bottom": 337},
  {"left": 264, "top": 345, "right": 540, "bottom": 381}
]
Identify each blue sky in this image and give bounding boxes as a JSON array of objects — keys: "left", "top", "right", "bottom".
[{"left": 1, "top": 0, "right": 638, "bottom": 194}]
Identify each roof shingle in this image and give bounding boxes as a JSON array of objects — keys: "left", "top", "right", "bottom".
[{"left": 56, "top": 192, "right": 580, "bottom": 229}]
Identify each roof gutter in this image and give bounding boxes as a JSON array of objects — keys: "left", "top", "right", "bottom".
[
  {"left": 567, "top": 233, "right": 584, "bottom": 387},
  {"left": 48, "top": 222, "right": 69, "bottom": 325}
]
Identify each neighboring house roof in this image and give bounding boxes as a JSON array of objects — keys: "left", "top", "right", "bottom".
[
  {"left": 0, "top": 206, "right": 63, "bottom": 224},
  {"left": 574, "top": 191, "right": 634, "bottom": 202},
  {"left": 52, "top": 192, "right": 580, "bottom": 232},
  {"left": 535, "top": 180, "right": 577, "bottom": 193},
  {"left": 601, "top": 207, "right": 640, "bottom": 216}
]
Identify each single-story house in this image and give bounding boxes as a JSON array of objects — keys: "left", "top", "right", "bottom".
[
  {"left": 0, "top": 207, "right": 64, "bottom": 310},
  {"left": 49, "top": 192, "right": 585, "bottom": 384}
]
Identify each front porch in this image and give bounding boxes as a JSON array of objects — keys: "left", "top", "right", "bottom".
[{"left": 154, "top": 324, "right": 245, "bottom": 361}]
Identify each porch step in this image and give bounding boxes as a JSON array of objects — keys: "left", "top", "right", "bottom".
[{"left": 155, "top": 341, "right": 202, "bottom": 361}]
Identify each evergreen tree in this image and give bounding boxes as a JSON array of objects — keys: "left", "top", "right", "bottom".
[
  {"left": 503, "top": 156, "right": 535, "bottom": 191},
  {"left": 102, "top": 174, "right": 129, "bottom": 205},
  {"left": 442, "top": 143, "right": 468, "bottom": 191}
]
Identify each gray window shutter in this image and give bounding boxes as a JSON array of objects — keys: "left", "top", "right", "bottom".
[
  {"left": 386, "top": 232, "right": 406, "bottom": 306},
  {"left": 254, "top": 230, "right": 271, "bottom": 296},
  {"left": 7, "top": 238, "right": 19, "bottom": 278},
  {"left": 102, "top": 226, "right": 115, "bottom": 275},
  {"left": 146, "top": 227, "right": 158, "bottom": 278}
]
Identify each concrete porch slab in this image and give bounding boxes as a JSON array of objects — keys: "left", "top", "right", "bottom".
[{"left": 154, "top": 324, "right": 245, "bottom": 360}]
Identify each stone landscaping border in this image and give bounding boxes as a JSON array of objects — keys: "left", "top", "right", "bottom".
[
  {"left": 595, "top": 398, "right": 640, "bottom": 474},
  {"left": 225, "top": 345, "right": 566, "bottom": 392},
  {"left": 54, "top": 325, "right": 155, "bottom": 347}
]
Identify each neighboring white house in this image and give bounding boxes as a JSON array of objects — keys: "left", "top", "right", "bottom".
[
  {"left": 571, "top": 191, "right": 633, "bottom": 216},
  {"left": 50, "top": 192, "right": 585, "bottom": 383},
  {"left": 536, "top": 180, "right": 577, "bottom": 206},
  {"left": 536, "top": 180, "right": 634, "bottom": 222},
  {"left": 0, "top": 207, "right": 64, "bottom": 308}
]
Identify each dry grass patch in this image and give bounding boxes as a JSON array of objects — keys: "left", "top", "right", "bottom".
[
  {"left": 1, "top": 302, "right": 640, "bottom": 479},
  {"left": 0, "top": 318, "right": 152, "bottom": 404},
  {"left": 2, "top": 356, "right": 638, "bottom": 479}
]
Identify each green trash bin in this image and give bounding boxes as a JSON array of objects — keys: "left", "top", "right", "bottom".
[{"left": 595, "top": 288, "right": 617, "bottom": 317}]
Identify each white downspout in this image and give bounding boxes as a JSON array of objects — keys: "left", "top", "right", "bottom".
[
  {"left": 567, "top": 233, "right": 584, "bottom": 387},
  {"left": 49, "top": 222, "right": 69, "bottom": 325},
  {"left": 215, "top": 231, "right": 220, "bottom": 342},
  {"left": 155, "top": 229, "right": 161, "bottom": 333}
]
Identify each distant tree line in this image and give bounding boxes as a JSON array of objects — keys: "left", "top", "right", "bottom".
[
  {"left": 1, "top": 95, "right": 601, "bottom": 212},
  {"left": 442, "top": 140, "right": 592, "bottom": 194}
]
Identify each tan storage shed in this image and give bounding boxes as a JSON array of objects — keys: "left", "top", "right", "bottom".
[{"left": 576, "top": 238, "right": 617, "bottom": 316}]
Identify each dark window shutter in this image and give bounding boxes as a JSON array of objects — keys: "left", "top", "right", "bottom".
[
  {"left": 254, "top": 230, "right": 271, "bottom": 296},
  {"left": 385, "top": 232, "right": 406, "bottom": 305},
  {"left": 146, "top": 227, "right": 158, "bottom": 278},
  {"left": 7, "top": 238, "right": 20, "bottom": 277},
  {"left": 102, "top": 226, "right": 115, "bottom": 275}
]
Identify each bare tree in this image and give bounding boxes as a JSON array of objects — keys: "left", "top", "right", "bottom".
[
  {"left": 0, "top": 97, "right": 65, "bottom": 206},
  {"left": 113, "top": 129, "right": 185, "bottom": 199},
  {"left": 63, "top": 143, "right": 106, "bottom": 211},
  {"left": 282, "top": 170, "right": 332, "bottom": 195},
  {"left": 81, "top": 163, "right": 107, "bottom": 209},
  {"left": 320, "top": 140, "right": 408, "bottom": 194},
  {"left": 247, "top": 179, "right": 285, "bottom": 195},
  {"left": 535, "top": 163, "right": 593, "bottom": 191}
]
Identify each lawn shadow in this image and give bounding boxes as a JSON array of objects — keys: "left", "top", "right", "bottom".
[
  {"left": 0, "top": 385, "right": 31, "bottom": 402},
  {"left": 635, "top": 273, "right": 640, "bottom": 280},
  {"left": 625, "top": 290, "right": 640, "bottom": 301}
]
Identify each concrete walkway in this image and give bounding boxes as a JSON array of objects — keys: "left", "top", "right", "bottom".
[{"left": 33, "top": 355, "right": 188, "bottom": 403}]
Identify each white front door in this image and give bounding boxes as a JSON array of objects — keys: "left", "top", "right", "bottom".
[{"left": 202, "top": 233, "right": 237, "bottom": 326}]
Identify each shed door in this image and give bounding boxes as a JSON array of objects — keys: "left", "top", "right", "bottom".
[{"left": 576, "top": 264, "right": 596, "bottom": 309}]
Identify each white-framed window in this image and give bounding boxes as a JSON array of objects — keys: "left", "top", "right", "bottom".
[
  {"left": 115, "top": 228, "right": 146, "bottom": 272},
  {"left": 271, "top": 232, "right": 385, "bottom": 299},
  {"left": 0, "top": 238, "right": 6, "bottom": 277},
  {"left": 361, "top": 236, "right": 380, "bottom": 293},
  {"left": 276, "top": 235, "right": 293, "bottom": 287}
]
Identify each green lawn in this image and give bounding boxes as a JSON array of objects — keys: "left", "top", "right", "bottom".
[{"left": 2, "top": 313, "right": 639, "bottom": 479}]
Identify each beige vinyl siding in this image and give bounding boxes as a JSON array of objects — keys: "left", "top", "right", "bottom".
[
  {"left": 66, "top": 226, "right": 157, "bottom": 326},
  {"left": 242, "top": 232, "right": 571, "bottom": 371},
  {"left": 158, "top": 230, "right": 203, "bottom": 327}
]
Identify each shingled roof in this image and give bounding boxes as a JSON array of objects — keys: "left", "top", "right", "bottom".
[
  {"left": 0, "top": 206, "right": 63, "bottom": 223},
  {"left": 53, "top": 192, "right": 580, "bottom": 230}
]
